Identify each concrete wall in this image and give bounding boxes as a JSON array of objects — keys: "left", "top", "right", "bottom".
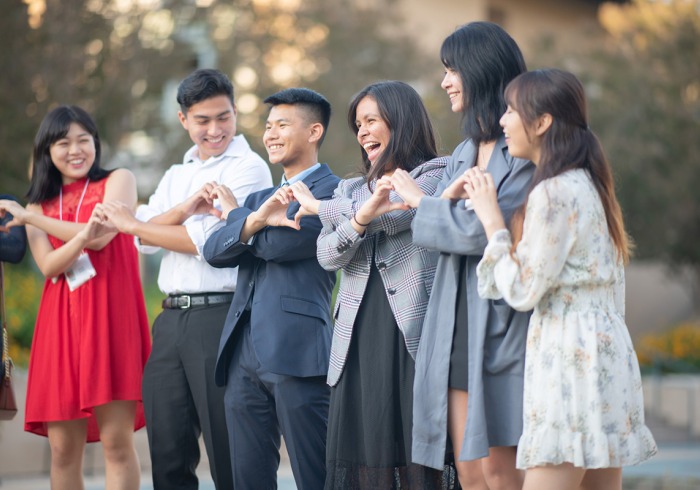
[{"left": 625, "top": 262, "right": 697, "bottom": 339}]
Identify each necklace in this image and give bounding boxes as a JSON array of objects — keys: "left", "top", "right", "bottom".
[
  {"left": 59, "top": 178, "right": 90, "bottom": 224},
  {"left": 477, "top": 141, "right": 495, "bottom": 171}
]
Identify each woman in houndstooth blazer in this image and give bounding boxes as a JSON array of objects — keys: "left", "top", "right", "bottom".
[{"left": 289, "top": 80, "right": 452, "bottom": 488}]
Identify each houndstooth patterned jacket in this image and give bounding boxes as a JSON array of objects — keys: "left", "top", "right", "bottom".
[{"left": 317, "top": 157, "right": 448, "bottom": 386}]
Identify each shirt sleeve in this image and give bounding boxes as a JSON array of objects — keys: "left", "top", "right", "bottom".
[
  {"left": 476, "top": 178, "right": 578, "bottom": 311},
  {"left": 134, "top": 167, "right": 177, "bottom": 255},
  {"left": 185, "top": 152, "right": 272, "bottom": 259}
]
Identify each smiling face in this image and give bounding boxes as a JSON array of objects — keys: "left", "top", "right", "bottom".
[
  {"left": 441, "top": 67, "right": 464, "bottom": 113},
  {"left": 354, "top": 96, "right": 391, "bottom": 169},
  {"left": 264, "top": 104, "right": 320, "bottom": 176},
  {"left": 49, "top": 123, "right": 96, "bottom": 185},
  {"left": 179, "top": 95, "right": 237, "bottom": 161},
  {"left": 500, "top": 103, "right": 540, "bottom": 164}
]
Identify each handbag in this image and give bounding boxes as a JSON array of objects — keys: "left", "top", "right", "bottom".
[{"left": 0, "top": 262, "right": 18, "bottom": 420}]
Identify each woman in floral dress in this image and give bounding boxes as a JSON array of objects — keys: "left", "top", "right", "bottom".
[{"left": 464, "top": 69, "right": 657, "bottom": 490}]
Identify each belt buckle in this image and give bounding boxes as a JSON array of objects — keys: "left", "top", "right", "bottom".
[{"left": 179, "top": 295, "right": 191, "bottom": 309}]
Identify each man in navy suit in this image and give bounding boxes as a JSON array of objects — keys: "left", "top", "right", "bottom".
[{"left": 203, "top": 88, "right": 339, "bottom": 490}]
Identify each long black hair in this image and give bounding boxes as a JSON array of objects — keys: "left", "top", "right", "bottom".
[
  {"left": 26, "top": 105, "right": 111, "bottom": 203},
  {"left": 347, "top": 80, "right": 438, "bottom": 185},
  {"left": 441, "top": 22, "right": 526, "bottom": 145},
  {"left": 506, "top": 69, "right": 631, "bottom": 263}
]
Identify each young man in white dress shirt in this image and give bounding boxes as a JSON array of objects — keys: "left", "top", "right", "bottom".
[{"left": 103, "top": 68, "right": 272, "bottom": 489}]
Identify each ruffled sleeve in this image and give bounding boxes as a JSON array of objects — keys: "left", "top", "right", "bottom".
[
  {"left": 476, "top": 228, "right": 512, "bottom": 299},
  {"left": 476, "top": 177, "right": 578, "bottom": 312}
]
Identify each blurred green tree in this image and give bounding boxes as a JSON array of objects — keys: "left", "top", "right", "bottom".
[
  {"left": 0, "top": 0, "right": 193, "bottom": 197},
  {"left": 593, "top": 0, "right": 700, "bottom": 305},
  {"left": 1, "top": 0, "right": 447, "bottom": 198},
  {"left": 531, "top": 0, "right": 700, "bottom": 309}
]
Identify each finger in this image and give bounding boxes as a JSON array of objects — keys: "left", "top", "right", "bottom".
[
  {"left": 282, "top": 186, "right": 296, "bottom": 201},
  {"left": 294, "top": 209, "right": 305, "bottom": 227},
  {"left": 292, "top": 181, "right": 310, "bottom": 192},
  {"left": 375, "top": 179, "right": 393, "bottom": 191},
  {"left": 279, "top": 218, "right": 301, "bottom": 231},
  {"left": 275, "top": 190, "right": 289, "bottom": 205},
  {"left": 389, "top": 202, "right": 410, "bottom": 212}
]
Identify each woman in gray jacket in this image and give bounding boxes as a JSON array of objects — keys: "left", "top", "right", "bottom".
[
  {"left": 289, "top": 81, "right": 451, "bottom": 488},
  {"left": 392, "top": 22, "right": 534, "bottom": 490}
]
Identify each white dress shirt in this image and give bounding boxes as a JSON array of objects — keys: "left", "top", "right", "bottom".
[{"left": 136, "top": 135, "right": 272, "bottom": 295}]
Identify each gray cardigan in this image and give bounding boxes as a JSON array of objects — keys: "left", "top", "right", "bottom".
[
  {"left": 317, "top": 157, "right": 448, "bottom": 387},
  {"left": 411, "top": 136, "right": 534, "bottom": 467}
]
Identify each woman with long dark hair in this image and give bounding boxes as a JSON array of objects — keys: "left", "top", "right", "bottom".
[
  {"left": 392, "top": 22, "right": 533, "bottom": 489},
  {"left": 288, "top": 80, "right": 453, "bottom": 488},
  {"left": 464, "top": 68, "right": 657, "bottom": 490},
  {"left": 0, "top": 106, "right": 151, "bottom": 490}
]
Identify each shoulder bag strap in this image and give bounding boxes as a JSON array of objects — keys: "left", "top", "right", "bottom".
[{"left": 1, "top": 262, "right": 11, "bottom": 380}]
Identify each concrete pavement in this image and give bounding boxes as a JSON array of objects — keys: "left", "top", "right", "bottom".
[{"left": 2, "top": 369, "right": 700, "bottom": 489}]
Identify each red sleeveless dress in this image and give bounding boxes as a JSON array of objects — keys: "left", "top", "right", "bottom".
[{"left": 25, "top": 177, "right": 151, "bottom": 442}]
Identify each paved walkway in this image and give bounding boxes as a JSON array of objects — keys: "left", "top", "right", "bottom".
[{"left": 2, "top": 370, "right": 700, "bottom": 489}]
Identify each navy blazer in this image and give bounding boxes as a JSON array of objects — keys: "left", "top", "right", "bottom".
[
  {"left": 0, "top": 194, "right": 27, "bottom": 264},
  {"left": 203, "top": 164, "right": 340, "bottom": 385}
]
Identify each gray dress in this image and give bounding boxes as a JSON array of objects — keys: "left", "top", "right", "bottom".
[{"left": 411, "top": 136, "right": 535, "bottom": 468}]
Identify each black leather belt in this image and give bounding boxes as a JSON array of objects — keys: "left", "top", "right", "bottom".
[{"left": 162, "top": 292, "right": 234, "bottom": 309}]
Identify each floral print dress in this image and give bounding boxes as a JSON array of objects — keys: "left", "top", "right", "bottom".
[{"left": 477, "top": 169, "right": 657, "bottom": 469}]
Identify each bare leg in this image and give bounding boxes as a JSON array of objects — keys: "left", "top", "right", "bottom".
[
  {"left": 448, "top": 388, "right": 488, "bottom": 490},
  {"left": 580, "top": 467, "right": 622, "bottom": 490},
  {"left": 47, "top": 419, "right": 88, "bottom": 490},
  {"left": 523, "top": 463, "right": 585, "bottom": 490},
  {"left": 94, "top": 401, "right": 140, "bottom": 490},
  {"left": 482, "top": 446, "right": 524, "bottom": 490}
]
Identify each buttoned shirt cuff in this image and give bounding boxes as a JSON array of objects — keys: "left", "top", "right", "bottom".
[
  {"left": 133, "top": 205, "right": 161, "bottom": 254},
  {"left": 184, "top": 215, "right": 226, "bottom": 260}
]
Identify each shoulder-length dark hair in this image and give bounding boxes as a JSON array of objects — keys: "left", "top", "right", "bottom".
[
  {"left": 347, "top": 80, "right": 438, "bottom": 185},
  {"left": 441, "top": 22, "right": 526, "bottom": 146},
  {"left": 506, "top": 69, "right": 631, "bottom": 263},
  {"left": 26, "top": 105, "right": 111, "bottom": 203}
]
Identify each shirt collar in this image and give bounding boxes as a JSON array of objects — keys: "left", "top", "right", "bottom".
[
  {"left": 280, "top": 163, "right": 321, "bottom": 187},
  {"left": 183, "top": 134, "right": 252, "bottom": 166}
]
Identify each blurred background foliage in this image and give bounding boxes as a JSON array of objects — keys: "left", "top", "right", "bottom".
[
  {"left": 637, "top": 321, "right": 700, "bottom": 373},
  {"left": 1, "top": 0, "right": 699, "bottom": 366}
]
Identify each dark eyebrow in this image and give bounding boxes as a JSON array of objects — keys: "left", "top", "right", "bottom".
[
  {"left": 192, "top": 110, "right": 231, "bottom": 121},
  {"left": 266, "top": 117, "right": 292, "bottom": 125}
]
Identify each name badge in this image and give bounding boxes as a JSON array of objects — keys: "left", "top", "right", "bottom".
[{"left": 65, "top": 252, "right": 97, "bottom": 291}]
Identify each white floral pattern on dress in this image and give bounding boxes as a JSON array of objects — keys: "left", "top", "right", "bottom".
[{"left": 477, "top": 168, "right": 658, "bottom": 469}]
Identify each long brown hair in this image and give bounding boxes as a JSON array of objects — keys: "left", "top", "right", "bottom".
[
  {"left": 506, "top": 69, "right": 631, "bottom": 263},
  {"left": 347, "top": 81, "right": 438, "bottom": 187}
]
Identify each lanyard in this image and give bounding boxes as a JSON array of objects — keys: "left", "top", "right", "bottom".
[{"left": 59, "top": 179, "right": 90, "bottom": 223}]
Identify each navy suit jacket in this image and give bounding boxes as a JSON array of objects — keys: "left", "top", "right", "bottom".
[{"left": 203, "top": 164, "right": 340, "bottom": 385}]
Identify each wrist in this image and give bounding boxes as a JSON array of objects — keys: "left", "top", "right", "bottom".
[
  {"left": 407, "top": 194, "right": 423, "bottom": 209},
  {"left": 352, "top": 213, "right": 371, "bottom": 227},
  {"left": 309, "top": 199, "right": 321, "bottom": 215},
  {"left": 249, "top": 210, "right": 267, "bottom": 229},
  {"left": 76, "top": 228, "right": 91, "bottom": 244},
  {"left": 483, "top": 219, "right": 506, "bottom": 239},
  {"left": 174, "top": 203, "right": 191, "bottom": 222}
]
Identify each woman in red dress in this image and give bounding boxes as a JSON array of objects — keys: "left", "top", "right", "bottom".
[{"left": 0, "top": 106, "right": 151, "bottom": 489}]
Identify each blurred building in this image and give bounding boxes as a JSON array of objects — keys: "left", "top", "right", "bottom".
[{"left": 397, "top": 0, "right": 628, "bottom": 58}]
